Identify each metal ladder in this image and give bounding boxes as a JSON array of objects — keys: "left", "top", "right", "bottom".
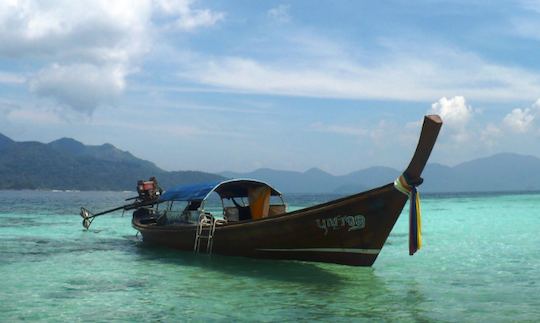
[{"left": 194, "top": 214, "right": 225, "bottom": 255}]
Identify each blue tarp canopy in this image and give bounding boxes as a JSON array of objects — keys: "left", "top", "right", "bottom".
[
  {"left": 159, "top": 181, "right": 220, "bottom": 202},
  {"left": 159, "top": 179, "right": 282, "bottom": 202}
]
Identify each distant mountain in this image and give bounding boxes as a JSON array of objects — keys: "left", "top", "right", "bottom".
[
  {"left": 221, "top": 166, "right": 398, "bottom": 194},
  {"left": 0, "top": 133, "right": 14, "bottom": 150},
  {"left": 48, "top": 137, "right": 159, "bottom": 170},
  {"left": 221, "top": 167, "right": 344, "bottom": 194},
  {"left": 2, "top": 131, "right": 540, "bottom": 193},
  {"left": 422, "top": 153, "right": 540, "bottom": 193},
  {"left": 221, "top": 153, "right": 540, "bottom": 193},
  {"left": 0, "top": 133, "right": 224, "bottom": 190},
  {"left": 341, "top": 166, "right": 401, "bottom": 189}
]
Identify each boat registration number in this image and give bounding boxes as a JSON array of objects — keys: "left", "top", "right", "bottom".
[{"left": 315, "top": 215, "right": 365, "bottom": 235}]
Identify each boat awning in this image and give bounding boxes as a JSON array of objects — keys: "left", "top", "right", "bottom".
[
  {"left": 159, "top": 179, "right": 282, "bottom": 202},
  {"left": 159, "top": 181, "right": 220, "bottom": 202}
]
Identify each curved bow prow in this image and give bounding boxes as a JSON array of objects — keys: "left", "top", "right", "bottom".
[
  {"left": 404, "top": 115, "right": 443, "bottom": 182},
  {"left": 394, "top": 115, "right": 442, "bottom": 256}
]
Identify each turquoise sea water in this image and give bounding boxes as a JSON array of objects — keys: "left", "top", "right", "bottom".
[{"left": 1, "top": 190, "right": 539, "bottom": 322}]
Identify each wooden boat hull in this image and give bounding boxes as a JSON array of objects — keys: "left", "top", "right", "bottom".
[{"left": 133, "top": 184, "right": 407, "bottom": 266}]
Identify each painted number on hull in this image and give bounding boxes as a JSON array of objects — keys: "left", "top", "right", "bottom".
[{"left": 316, "top": 215, "right": 366, "bottom": 235}]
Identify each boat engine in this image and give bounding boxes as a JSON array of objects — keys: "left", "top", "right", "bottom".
[{"left": 137, "top": 177, "right": 162, "bottom": 202}]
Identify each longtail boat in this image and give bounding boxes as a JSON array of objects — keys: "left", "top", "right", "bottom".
[{"left": 80, "top": 115, "right": 442, "bottom": 266}]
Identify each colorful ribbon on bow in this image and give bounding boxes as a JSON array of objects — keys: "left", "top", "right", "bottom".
[{"left": 394, "top": 174, "right": 422, "bottom": 256}]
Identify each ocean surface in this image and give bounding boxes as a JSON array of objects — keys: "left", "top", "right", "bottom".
[{"left": 1, "top": 190, "right": 539, "bottom": 322}]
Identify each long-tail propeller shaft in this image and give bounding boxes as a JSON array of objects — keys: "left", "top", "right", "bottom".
[{"left": 79, "top": 202, "right": 144, "bottom": 230}]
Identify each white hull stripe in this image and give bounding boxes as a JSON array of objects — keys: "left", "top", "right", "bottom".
[{"left": 256, "top": 248, "right": 381, "bottom": 255}]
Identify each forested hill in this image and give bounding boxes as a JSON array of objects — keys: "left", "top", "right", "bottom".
[
  {"left": 0, "top": 133, "right": 224, "bottom": 190},
  {"left": 3, "top": 132, "right": 540, "bottom": 193}
]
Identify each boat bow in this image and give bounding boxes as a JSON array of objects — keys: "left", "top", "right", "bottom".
[
  {"left": 395, "top": 115, "right": 442, "bottom": 255},
  {"left": 403, "top": 114, "right": 443, "bottom": 182}
]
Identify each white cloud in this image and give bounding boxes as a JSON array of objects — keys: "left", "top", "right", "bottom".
[
  {"left": 430, "top": 96, "right": 473, "bottom": 129},
  {"left": 504, "top": 108, "right": 534, "bottom": 132},
  {"left": 429, "top": 96, "right": 473, "bottom": 143},
  {"left": 92, "top": 117, "right": 243, "bottom": 138},
  {"left": 480, "top": 124, "right": 502, "bottom": 146},
  {"left": 310, "top": 119, "right": 414, "bottom": 150},
  {"left": 7, "top": 108, "right": 63, "bottom": 125},
  {"left": 29, "top": 64, "right": 125, "bottom": 114},
  {"left": 268, "top": 4, "right": 291, "bottom": 23},
  {"left": 0, "top": 1, "right": 151, "bottom": 60},
  {"left": 0, "top": 0, "right": 223, "bottom": 113},
  {"left": 0, "top": 99, "right": 64, "bottom": 126},
  {"left": 434, "top": 98, "right": 540, "bottom": 151},
  {"left": 176, "top": 43, "right": 540, "bottom": 102},
  {"left": 503, "top": 107, "right": 535, "bottom": 133},
  {"left": 154, "top": 0, "right": 224, "bottom": 30},
  {"left": 0, "top": 71, "right": 25, "bottom": 84},
  {"left": 0, "top": 99, "right": 19, "bottom": 116}
]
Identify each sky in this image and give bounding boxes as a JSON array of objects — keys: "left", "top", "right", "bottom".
[{"left": 1, "top": 0, "right": 540, "bottom": 175}]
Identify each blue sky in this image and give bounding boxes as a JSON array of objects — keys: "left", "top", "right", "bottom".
[{"left": 1, "top": 0, "right": 540, "bottom": 174}]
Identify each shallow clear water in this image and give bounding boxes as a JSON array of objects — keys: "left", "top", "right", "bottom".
[{"left": 1, "top": 190, "right": 539, "bottom": 322}]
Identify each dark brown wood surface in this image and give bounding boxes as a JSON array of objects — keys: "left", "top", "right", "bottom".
[{"left": 405, "top": 115, "right": 443, "bottom": 180}]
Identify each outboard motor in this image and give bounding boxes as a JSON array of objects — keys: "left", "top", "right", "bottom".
[
  {"left": 80, "top": 176, "right": 163, "bottom": 229},
  {"left": 136, "top": 177, "right": 162, "bottom": 203}
]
